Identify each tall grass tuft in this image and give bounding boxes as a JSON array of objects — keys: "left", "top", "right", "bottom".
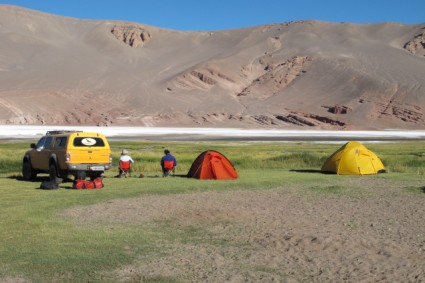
[
  {"left": 2, "top": 140, "right": 425, "bottom": 176},
  {"left": 267, "top": 151, "right": 326, "bottom": 169},
  {"left": 0, "top": 149, "right": 26, "bottom": 174}
]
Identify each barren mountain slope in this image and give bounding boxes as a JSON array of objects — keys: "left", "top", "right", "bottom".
[{"left": 0, "top": 5, "right": 424, "bottom": 129}]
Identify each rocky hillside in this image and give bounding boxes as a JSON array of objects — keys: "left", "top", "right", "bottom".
[{"left": 0, "top": 5, "right": 424, "bottom": 129}]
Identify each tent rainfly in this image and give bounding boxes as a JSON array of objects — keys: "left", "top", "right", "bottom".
[
  {"left": 321, "top": 141, "right": 385, "bottom": 175},
  {"left": 187, "top": 150, "right": 239, "bottom": 180}
]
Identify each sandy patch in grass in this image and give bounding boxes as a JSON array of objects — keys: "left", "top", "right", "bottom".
[{"left": 62, "top": 184, "right": 425, "bottom": 282}]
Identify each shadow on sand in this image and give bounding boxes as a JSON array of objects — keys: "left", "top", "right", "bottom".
[
  {"left": 290, "top": 169, "right": 330, "bottom": 174},
  {"left": 142, "top": 174, "right": 188, "bottom": 179},
  {"left": 114, "top": 173, "right": 188, "bottom": 179},
  {"left": 7, "top": 175, "right": 75, "bottom": 190},
  {"left": 9, "top": 175, "right": 50, "bottom": 182}
]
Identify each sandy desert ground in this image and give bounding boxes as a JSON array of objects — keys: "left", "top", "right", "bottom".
[{"left": 62, "top": 179, "right": 425, "bottom": 282}]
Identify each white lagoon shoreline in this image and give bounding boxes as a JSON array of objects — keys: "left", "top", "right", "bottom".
[{"left": 1, "top": 125, "right": 425, "bottom": 141}]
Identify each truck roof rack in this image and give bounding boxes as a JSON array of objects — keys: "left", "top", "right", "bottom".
[{"left": 46, "top": 130, "right": 82, "bottom": 135}]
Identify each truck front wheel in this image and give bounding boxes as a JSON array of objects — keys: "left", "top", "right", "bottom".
[{"left": 22, "top": 159, "right": 37, "bottom": 181}]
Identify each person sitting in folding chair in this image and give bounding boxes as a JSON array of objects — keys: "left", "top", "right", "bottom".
[
  {"left": 118, "top": 149, "right": 134, "bottom": 178},
  {"left": 161, "top": 149, "right": 177, "bottom": 177}
]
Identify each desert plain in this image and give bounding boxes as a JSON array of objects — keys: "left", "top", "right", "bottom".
[
  {"left": 59, "top": 177, "right": 425, "bottom": 282},
  {"left": 0, "top": 4, "right": 425, "bottom": 283}
]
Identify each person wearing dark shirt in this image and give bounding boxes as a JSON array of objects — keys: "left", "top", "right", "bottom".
[{"left": 161, "top": 149, "right": 177, "bottom": 177}]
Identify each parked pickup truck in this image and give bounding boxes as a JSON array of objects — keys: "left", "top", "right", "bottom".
[{"left": 22, "top": 131, "right": 112, "bottom": 183}]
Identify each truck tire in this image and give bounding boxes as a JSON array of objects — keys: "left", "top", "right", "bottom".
[
  {"left": 89, "top": 171, "right": 103, "bottom": 180},
  {"left": 49, "top": 162, "right": 63, "bottom": 184},
  {"left": 75, "top": 170, "right": 86, "bottom": 180},
  {"left": 22, "top": 159, "right": 37, "bottom": 181}
]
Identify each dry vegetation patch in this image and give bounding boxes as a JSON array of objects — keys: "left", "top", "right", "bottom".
[{"left": 62, "top": 183, "right": 425, "bottom": 282}]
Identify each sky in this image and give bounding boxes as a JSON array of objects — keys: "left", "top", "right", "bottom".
[{"left": 1, "top": 0, "right": 424, "bottom": 31}]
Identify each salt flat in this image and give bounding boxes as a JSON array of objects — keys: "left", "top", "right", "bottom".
[{"left": 1, "top": 125, "right": 425, "bottom": 141}]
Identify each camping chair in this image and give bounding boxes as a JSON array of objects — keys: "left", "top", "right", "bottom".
[
  {"left": 119, "top": 160, "right": 132, "bottom": 178},
  {"left": 162, "top": 160, "right": 175, "bottom": 177}
]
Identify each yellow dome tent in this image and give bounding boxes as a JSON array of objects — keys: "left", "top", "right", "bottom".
[{"left": 321, "top": 141, "right": 385, "bottom": 175}]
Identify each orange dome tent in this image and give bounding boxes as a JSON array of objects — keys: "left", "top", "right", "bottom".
[{"left": 187, "top": 150, "right": 239, "bottom": 180}]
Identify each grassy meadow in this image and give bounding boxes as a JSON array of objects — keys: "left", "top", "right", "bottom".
[{"left": 0, "top": 140, "right": 424, "bottom": 282}]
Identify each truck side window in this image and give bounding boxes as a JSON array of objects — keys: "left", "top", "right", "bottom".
[
  {"left": 55, "top": 137, "right": 68, "bottom": 148},
  {"left": 44, "top": 137, "right": 53, "bottom": 148},
  {"left": 35, "top": 137, "right": 46, "bottom": 149}
]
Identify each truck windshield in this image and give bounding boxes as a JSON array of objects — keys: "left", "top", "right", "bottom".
[{"left": 35, "top": 136, "right": 52, "bottom": 148}]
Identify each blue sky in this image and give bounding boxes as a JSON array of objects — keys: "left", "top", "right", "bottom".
[{"left": 2, "top": 0, "right": 424, "bottom": 31}]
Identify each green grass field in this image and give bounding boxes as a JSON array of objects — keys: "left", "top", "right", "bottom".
[{"left": 0, "top": 140, "right": 424, "bottom": 282}]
